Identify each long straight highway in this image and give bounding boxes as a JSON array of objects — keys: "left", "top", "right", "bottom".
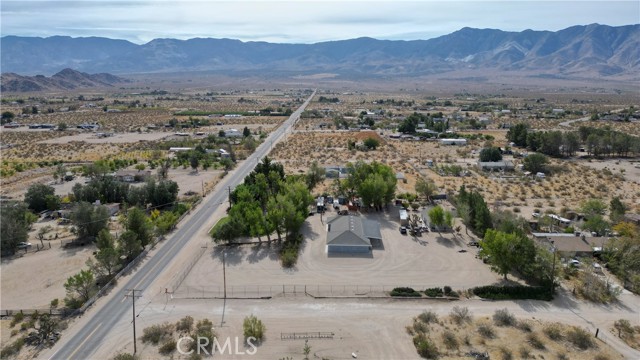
[{"left": 47, "top": 90, "right": 316, "bottom": 359}]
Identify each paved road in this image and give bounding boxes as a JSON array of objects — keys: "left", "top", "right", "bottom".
[{"left": 48, "top": 90, "right": 316, "bottom": 360}]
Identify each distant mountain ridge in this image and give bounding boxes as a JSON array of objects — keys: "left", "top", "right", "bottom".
[
  {"left": 1, "top": 24, "right": 638, "bottom": 79},
  {"left": 0, "top": 68, "right": 129, "bottom": 92}
]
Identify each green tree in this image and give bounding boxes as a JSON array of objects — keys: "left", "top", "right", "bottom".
[
  {"left": 96, "top": 229, "right": 115, "bottom": 250},
  {"left": 64, "top": 269, "right": 96, "bottom": 304},
  {"left": 87, "top": 247, "right": 121, "bottom": 279},
  {"left": 0, "top": 202, "right": 30, "bottom": 253},
  {"left": 154, "top": 211, "right": 178, "bottom": 235},
  {"left": 45, "top": 194, "right": 61, "bottom": 211},
  {"left": 581, "top": 199, "right": 607, "bottom": 218},
  {"left": 243, "top": 126, "right": 251, "bottom": 137},
  {"left": 24, "top": 183, "right": 56, "bottom": 212},
  {"left": 506, "top": 123, "right": 528, "bottom": 147},
  {"left": 189, "top": 152, "right": 199, "bottom": 172},
  {"left": 118, "top": 230, "right": 142, "bottom": 260},
  {"left": 1, "top": 111, "right": 15, "bottom": 124},
  {"left": 479, "top": 147, "right": 502, "bottom": 162},
  {"left": 583, "top": 215, "right": 609, "bottom": 236},
  {"left": 305, "top": 161, "right": 325, "bottom": 190},
  {"left": 415, "top": 177, "right": 437, "bottom": 203},
  {"left": 610, "top": 197, "right": 627, "bottom": 224},
  {"left": 444, "top": 210, "right": 454, "bottom": 229},
  {"left": 428, "top": 205, "right": 445, "bottom": 231},
  {"left": 125, "top": 207, "right": 153, "bottom": 247},
  {"left": 210, "top": 216, "right": 244, "bottom": 244},
  {"left": 523, "top": 153, "right": 548, "bottom": 174},
  {"left": 71, "top": 202, "right": 109, "bottom": 240},
  {"left": 480, "top": 230, "right": 534, "bottom": 280},
  {"left": 57, "top": 122, "right": 68, "bottom": 131},
  {"left": 363, "top": 137, "right": 380, "bottom": 150}
]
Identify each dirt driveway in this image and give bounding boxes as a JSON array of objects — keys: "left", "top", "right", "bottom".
[{"left": 179, "top": 209, "right": 500, "bottom": 297}]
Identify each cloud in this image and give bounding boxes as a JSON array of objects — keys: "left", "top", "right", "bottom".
[{"left": 1, "top": 1, "right": 638, "bottom": 43}]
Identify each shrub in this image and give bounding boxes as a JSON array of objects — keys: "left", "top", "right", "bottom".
[
  {"left": 243, "top": 314, "right": 266, "bottom": 343},
  {"left": 413, "top": 320, "right": 429, "bottom": 334},
  {"left": 10, "top": 312, "right": 25, "bottom": 327},
  {"left": 477, "top": 323, "right": 496, "bottom": 339},
  {"left": 519, "top": 346, "right": 532, "bottom": 359},
  {"left": 391, "top": 287, "right": 421, "bottom": 297},
  {"left": 159, "top": 339, "right": 177, "bottom": 355},
  {"left": 176, "top": 316, "right": 194, "bottom": 333},
  {"left": 418, "top": 311, "right": 438, "bottom": 324},
  {"left": 112, "top": 354, "right": 138, "bottom": 360},
  {"left": 493, "top": 308, "right": 516, "bottom": 327},
  {"left": 471, "top": 285, "right": 553, "bottom": 300},
  {"left": 593, "top": 354, "right": 611, "bottom": 360},
  {"left": 450, "top": 306, "right": 472, "bottom": 325},
  {"left": 613, "top": 319, "right": 634, "bottom": 338},
  {"left": 412, "top": 334, "right": 439, "bottom": 359},
  {"left": 500, "top": 347, "right": 513, "bottom": 360},
  {"left": 50, "top": 298, "right": 59, "bottom": 308},
  {"left": 567, "top": 327, "right": 594, "bottom": 350},
  {"left": 442, "top": 330, "right": 458, "bottom": 350},
  {"left": 141, "top": 323, "right": 173, "bottom": 345},
  {"left": 424, "top": 287, "right": 444, "bottom": 297},
  {"left": 527, "top": 333, "right": 545, "bottom": 350},
  {"left": 544, "top": 323, "right": 563, "bottom": 341},
  {"left": 443, "top": 286, "right": 452, "bottom": 296},
  {"left": 0, "top": 337, "right": 24, "bottom": 358},
  {"left": 517, "top": 320, "right": 533, "bottom": 332}
]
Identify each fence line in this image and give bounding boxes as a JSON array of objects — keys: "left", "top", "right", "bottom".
[
  {"left": 172, "top": 284, "right": 458, "bottom": 299},
  {"left": 0, "top": 308, "right": 72, "bottom": 317},
  {"left": 170, "top": 244, "right": 208, "bottom": 292}
]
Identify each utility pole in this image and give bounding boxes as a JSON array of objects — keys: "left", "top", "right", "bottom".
[
  {"left": 125, "top": 289, "right": 143, "bottom": 354},
  {"left": 222, "top": 251, "right": 227, "bottom": 299},
  {"left": 201, "top": 180, "right": 205, "bottom": 198},
  {"left": 228, "top": 186, "right": 232, "bottom": 205}
]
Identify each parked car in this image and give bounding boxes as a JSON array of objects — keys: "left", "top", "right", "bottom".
[
  {"left": 569, "top": 259, "right": 581, "bottom": 267},
  {"left": 468, "top": 241, "right": 480, "bottom": 247},
  {"left": 337, "top": 210, "right": 349, "bottom": 216},
  {"left": 17, "top": 242, "right": 32, "bottom": 249},
  {"left": 400, "top": 226, "right": 407, "bottom": 235}
]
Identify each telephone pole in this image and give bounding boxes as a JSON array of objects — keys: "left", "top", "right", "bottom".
[
  {"left": 228, "top": 186, "right": 232, "bottom": 205},
  {"left": 124, "top": 289, "right": 143, "bottom": 354}
]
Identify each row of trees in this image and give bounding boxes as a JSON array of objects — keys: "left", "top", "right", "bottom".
[
  {"left": 454, "top": 186, "right": 492, "bottom": 237},
  {"left": 508, "top": 124, "right": 639, "bottom": 157},
  {"left": 72, "top": 177, "right": 178, "bottom": 209},
  {"left": 211, "top": 158, "right": 313, "bottom": 244}
]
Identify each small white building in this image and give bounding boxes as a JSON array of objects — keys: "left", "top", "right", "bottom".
[{"left": 439, "top": 138, "right": 467, "bottom": 146}]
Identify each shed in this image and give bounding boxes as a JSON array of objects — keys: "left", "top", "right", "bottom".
[
  {"left": 326, "top": 215, "right": 381, "bottom": 254},
  {"left": 395, "top": 172, "right": 407, "bottom": 183}
]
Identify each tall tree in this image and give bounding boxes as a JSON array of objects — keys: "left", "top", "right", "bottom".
[
  {"left": 125, "top": 207, "right": 153, "bottom": 247},
  {"left": 481, "top": 230, "right": 534, "bottom": 280},
  {"left": 305, "top": 161, "right": 326, "bottom": 190},
  {"left": 428, "top": 205, "right": 445, "bottom": 232},
  {"left": 0, "top": 202, "right": 30, "bottom": 253},
  {"left": 610, "top": 197, "right": 627, "bottom": 224},
  {"left": 479, "top": 147, "right": 502, "bottom": 162},
  {"left": 523, "top": 153, "right": 548, "bottom": 174},
  {"left": 24, "top": 183, "right": 56, "bottom": 212},
  {"left": 118, "top": 230, "right": 142, "bottom": 260},
  {"left": 71, "top": 202, "right": 109, "bottom": 240}
]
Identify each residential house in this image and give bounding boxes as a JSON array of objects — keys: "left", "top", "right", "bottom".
[{"left": 326, "top": 215, "right": 382, "bottom": 254}]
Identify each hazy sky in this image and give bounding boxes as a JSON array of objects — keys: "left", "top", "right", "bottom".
[{"left": 2, "top": 1, "right": 638, "bottom": 44}]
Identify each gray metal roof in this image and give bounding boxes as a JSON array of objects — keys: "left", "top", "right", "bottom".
[{"left": 326, "top": 215, "right": 381, "bottom": 246}]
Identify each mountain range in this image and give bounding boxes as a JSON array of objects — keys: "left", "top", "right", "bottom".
[
  {"left": 1, "top": 24, "right": 638, "bottom": 80},
  {"left": 0, "top": 69, "right": 129, "bottom": 92}
]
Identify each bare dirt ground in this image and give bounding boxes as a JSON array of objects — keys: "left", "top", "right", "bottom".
[
  {"left": 0, "top": 241, "right": 96, "bottom": 309},
  {"left": 166, "top": 168, "right": 224, "bottom": 197},
  {"left": 179, "top": 211, "right": 499, "bottom": 297},
  {"left": 39, "top": 131, "right": 172, "bottom": 144}
]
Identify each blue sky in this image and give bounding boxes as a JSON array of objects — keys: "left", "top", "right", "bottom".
[{"left": 1, "top": 1, "right": 638, "bottom": 43}]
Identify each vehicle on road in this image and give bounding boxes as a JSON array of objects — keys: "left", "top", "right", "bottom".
[
  {"left": 400, "top": 226, "right": 407, "bottom": 235},
  {"left": 17, "top": 242, "right": 32, "bottom": 249}
]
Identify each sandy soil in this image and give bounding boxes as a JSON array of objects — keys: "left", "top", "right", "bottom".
[
  {"left": 166, "top": 168, "right": 224, "bottom": 196},
  {"left": 40, "top": 131, "right": 172, "bottom": 144},
  {"left": 0, "top": 241, "right": 96, "bottom": 309},
  {"left": 179, "top": 210, "right": 499, "bottom": 297}
]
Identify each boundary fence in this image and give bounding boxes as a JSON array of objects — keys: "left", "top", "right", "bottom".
[
  {"left": 172, "top": 284, "right": 459, "bottom": 299},
  {"left": 0, "top": 308, "right": 72, "bottom": 317},
  {"left": 281, "top": 332, "right": 334, "bottom": 340}
]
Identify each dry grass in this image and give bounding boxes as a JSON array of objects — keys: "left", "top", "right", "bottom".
[{"left": 408, "top": 311, "right": 621, "bottom": 360}]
